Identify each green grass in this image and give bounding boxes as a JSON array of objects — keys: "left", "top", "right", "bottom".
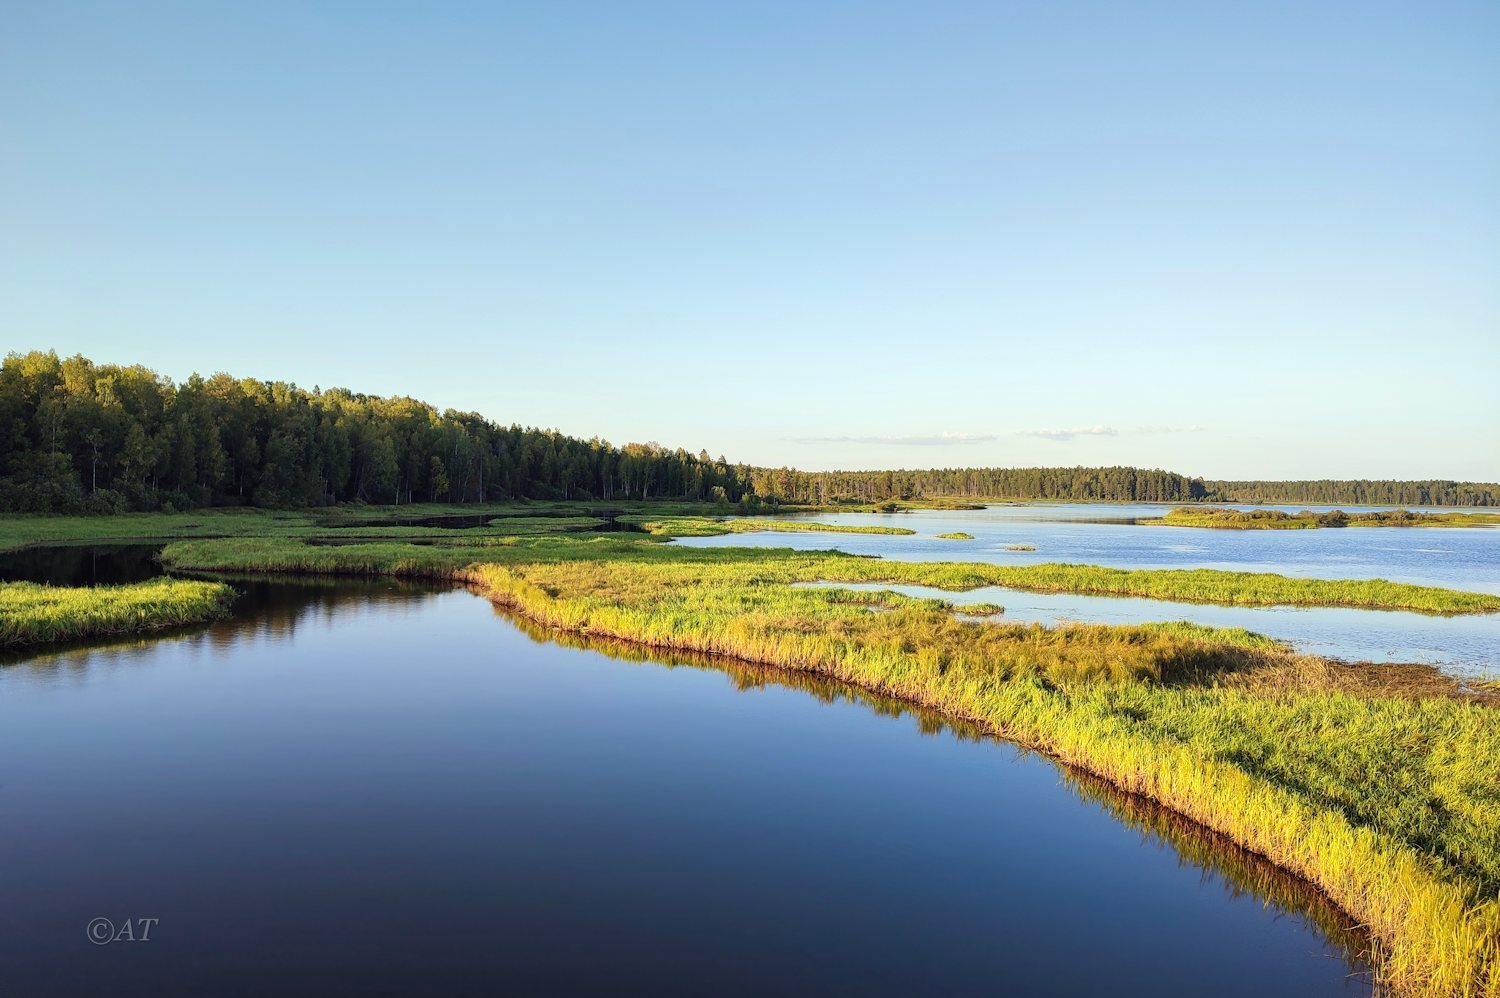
[
  {"left": 1153, "top": 507, "right": 1500, "bottom": 530},
  {"left": 155, "top": 531, "right": 1500, "bottom": 615},
  {"left": 626, "top": 516, "right": 917, "bottom": 537},
  {"left": 0, "top": 578, "right": 235, "bottom": 648},
  {"left": 1006, "top": 543, "right": 1037, "bottom": 551},
  {"left": 935, "top": 531, "right": 974, "bottom": 540}
]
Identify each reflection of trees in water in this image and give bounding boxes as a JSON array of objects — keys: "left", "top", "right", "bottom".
[
  {"left": 503, "top": 606, "right": 1378, "bottom": 990},
  {"left": 0, "top": 543, "right": 165, "bottom": 586}
]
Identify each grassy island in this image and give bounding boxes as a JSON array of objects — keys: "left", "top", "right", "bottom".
[
  {"left": 0, "top": 578, "right": 235, "bottom": 648},
  {"left": 936, "top": 532, "right": 974, "bottom": 540},
  {"left": 1151, "top": 507, "right": 1500, "bottom": 530}
]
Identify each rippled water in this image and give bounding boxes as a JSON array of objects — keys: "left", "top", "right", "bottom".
[
  {"left": 0, "top": 579, "right": 1373, "bottom": 996},
  {"left": 676, "top": 504, "right": 1500, "bottom": 674}
]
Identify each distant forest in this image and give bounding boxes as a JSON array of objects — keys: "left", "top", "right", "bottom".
[
  {"left": 2, "top": 351, "right": 1495, "bottom": 512},
  {"left": 760, "top": 468, "right": 1500, "bottom": 508}
]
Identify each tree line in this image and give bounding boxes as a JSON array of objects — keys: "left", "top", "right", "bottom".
[
  {"left": 0, "top": 352, "right": 752, "bottom": 512},
  {"left": 3, "top": 351, "right": 1494, "bottom": 512},
  {"left": 1203, "top": 480, "right": 1499, "bottom": 508},
  {"left": 744, "top": 467, "right": 1498, "bottom": 507},
  {"left": 740, "top": 466, "right": 1211, "bottom": 505}
]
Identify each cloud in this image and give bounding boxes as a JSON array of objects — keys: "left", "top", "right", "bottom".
[
  {"left": 786, "top": 431, "right": 998, "bottom": 446},
  {"left": 1131, "top": 424, "right": 1206, "bottom": 434},
  {"left": 1019, "top": 425, "right": 1119, "bottom": 441}
]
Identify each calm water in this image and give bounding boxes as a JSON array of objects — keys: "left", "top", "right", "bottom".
[
  {"left": 0, "top": 578, "right": 1372, "bottom": 996},
  {"left": 677, "top": 505, "right": 1500, "bottom": 675}
]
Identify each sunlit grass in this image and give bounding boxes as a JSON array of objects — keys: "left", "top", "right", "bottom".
[
  {"left": 1153, "top": 506, "right": 1500, "bottom": 530},
  {"left": 0, "top": 578, "right": 235, "bottom": 647},
  {"left": 627, "top": 516, "right": 916, "bottom": 537}
]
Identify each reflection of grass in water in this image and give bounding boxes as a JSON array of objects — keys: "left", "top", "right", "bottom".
[
  {"left": 1062, "top": 768, "right": 1378, "bottom": 979},
  {"left": 505, "top": 608, "right": 1377, "bottom": 979}
]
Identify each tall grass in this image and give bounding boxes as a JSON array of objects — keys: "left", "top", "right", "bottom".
[{"left": 0, "top": 578, "right": 235, "bottom": 647}]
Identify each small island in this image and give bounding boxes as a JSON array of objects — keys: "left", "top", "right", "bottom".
[
  {"left": 1148, "top": 507, "right": 1500, "bottom": 530},
  {"left": 936, "top": 531, "right": 974, "bottom": 540}
]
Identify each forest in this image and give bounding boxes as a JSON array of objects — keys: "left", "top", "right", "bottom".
[
  {"left": 2, "top": 351, "right": 1495, "bottom": 512},
  {"left": 741, "top": 467, "right": 1499, "bottom": 507},
  {"left": 0, "top": 351, "right": 751, "bottom": 512}
]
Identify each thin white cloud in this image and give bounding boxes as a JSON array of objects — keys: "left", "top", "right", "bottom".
[
  {"left": 1131, "top": 424, "right": 1206, "bottom": 434},
  {"left": 1019, "top": 425, "right": 1119, "bottom": 441},
  {"left": 787, "top": 431, "right": 998, "bottom": 446}
]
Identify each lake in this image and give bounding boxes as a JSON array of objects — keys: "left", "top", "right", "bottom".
[
  {"left": 676, "top": 504, "right": 1500, "bottom": 675},
  {"left": 0, "top": 573, "right": 1374, "bottom": 996}
]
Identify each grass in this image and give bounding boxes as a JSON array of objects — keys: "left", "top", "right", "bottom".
[
  {"left": 0, "top": 578, "right": 235, "bottom": 648},
  {"left": 935, "top": 531, "right": 974, "bottom": 540},
  {"left": 156, "top": 532, "right": 1500, "bottom": 615},
  {"left": 1153, "top": 507, "right": 1500, "bottom": 530},
  {"left": 626, "top": 516, "right": 917, "bottom": 537},
  {"left": 1006, "top": 543, "right": 1037, "bottom": 551}
]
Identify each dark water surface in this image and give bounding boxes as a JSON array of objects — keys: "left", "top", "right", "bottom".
[
  {"left": 0, "top": 543, "right": 165, "bottom": 586},
  {"left": 0, "top": 577, "right": 1374, "bottom": 996}
]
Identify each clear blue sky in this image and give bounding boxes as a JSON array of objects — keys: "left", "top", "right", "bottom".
[{"left": 2, "top": 1, "right": 1496, "bottom": 480}]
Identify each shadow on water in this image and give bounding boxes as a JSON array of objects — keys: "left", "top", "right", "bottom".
[
  {"left": 0, "top": 543, "right": 166, "bottom": 586},
  {"left": 496, "top": 607, "right": 1378, "bottom": 989}
]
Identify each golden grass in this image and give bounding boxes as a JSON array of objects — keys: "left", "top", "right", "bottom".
[{"left": 0, "top": 578, "right": 235, "bottom": 648}]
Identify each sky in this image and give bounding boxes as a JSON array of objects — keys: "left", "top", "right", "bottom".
[{"left": 2, "top": 1, "right": 1496, "bottom": 481}]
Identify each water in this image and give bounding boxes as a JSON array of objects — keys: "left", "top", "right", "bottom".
[
  {"left": 0, "top": 578, "right": 1373, "bottom": 996},
  {"left": 0, "top": 543, "right": 165, "bottom": 586},
  {"left": 676, "top": 505, "right": 1500, "bottom": 674}
]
